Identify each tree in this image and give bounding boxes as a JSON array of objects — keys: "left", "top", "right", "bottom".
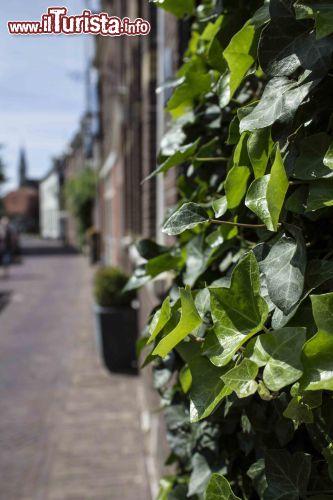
[
  {"left": 130, "top": 0, "right": 333, "bottom": 498},
  {"left": 65, "top": 167, "right": 97, "bottom": 244}
]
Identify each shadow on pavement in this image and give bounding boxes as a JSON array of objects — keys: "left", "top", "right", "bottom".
[
  {"left": 21, "top": 244, "right": 79, "bottom": 258},
  {"left": 0, "top": 291, "right": 11, "bottom": 312}
]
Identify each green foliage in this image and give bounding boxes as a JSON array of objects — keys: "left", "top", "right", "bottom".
[
  {"left": 206, "top": 252, "right": 268, "bottom": 367},
  {"left": 245, "top": 148, "right": 288, "bottom": 231},
  {"left": 163, "top": 203, "right": 209, "bottom": 236},
  {"left": 204, "top": 473, "right": 241, "bottom": 500},
  {"left": 151, "top": 0, "right": 194, "bottom": 19},
  {"left": 153, "top": 286, "right": 202, "bottom": 358},
  {"left": 65, "top": 167, "right": 97, "bottom": 242},
  {"left": 93, "top": 267, "right": 135, "bottom": 307},
  {"left": 133, "top": 0, "right": 333, "bottom": 497},
  {"left": 264, "top": 450, "right": 311, "bottom": 499}
]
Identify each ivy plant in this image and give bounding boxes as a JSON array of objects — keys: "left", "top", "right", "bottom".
[{"left": 132, "top": 0, "right": 333, "bottom": 497}]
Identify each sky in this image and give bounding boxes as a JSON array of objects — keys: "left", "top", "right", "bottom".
[{"left": 0, "top": 0, "right": 99, "bottom": 193}]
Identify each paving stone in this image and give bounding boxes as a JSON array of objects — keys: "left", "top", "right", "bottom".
[{"left": 0, "top": 238, "right": 151, "bottom": 500}]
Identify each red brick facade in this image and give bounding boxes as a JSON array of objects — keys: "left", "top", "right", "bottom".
[
  {"left": 4, "top": 188, "right": 39, "bottom": 232},
  {"left": 93, "top": 3, "right": 189, "bottom": 492}
]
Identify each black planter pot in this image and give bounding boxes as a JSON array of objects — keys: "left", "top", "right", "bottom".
[{"left": 94, "top": 304, "right": 138, "bottom": 375}]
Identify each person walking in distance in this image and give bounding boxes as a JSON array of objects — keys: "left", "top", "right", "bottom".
[{"left": 0, "top": 217, "right": 12, "bottom": 279}]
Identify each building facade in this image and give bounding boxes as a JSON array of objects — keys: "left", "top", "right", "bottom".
[
  {"left": 92, "top": 2, "right": 189, "bottom": 495},
  {"left": 39, "top": 165, "right": 63, "bottom": 240},
  {"left": 4, "top": 148, "right": 39, "bottom": 232}
]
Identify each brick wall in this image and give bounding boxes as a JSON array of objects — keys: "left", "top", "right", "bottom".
[
  {"left": 62, "top": 128, "right": 88, "bottom": 247},
  {"left": 93, "top": 3, "right": 189, "bottom": 494}
]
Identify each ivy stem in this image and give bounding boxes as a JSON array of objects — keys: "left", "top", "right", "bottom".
[
  {"left": 210, "top": 218, "right": 268, "bottom": 229},
  {"left": 195, "top": 157, "right": 229, "bottom": 162},
  {"left": 323, "top": 249, "right": 333, "bottom": 260},
  {"left": 262, "top": 325, "right": 270, "bottom": 334}
]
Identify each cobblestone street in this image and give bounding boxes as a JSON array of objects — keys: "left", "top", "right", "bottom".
[{"left": 0, "top": 237, "right": 150, "bottom": 500}]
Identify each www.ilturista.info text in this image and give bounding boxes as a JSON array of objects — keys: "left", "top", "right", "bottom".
[{"left": 8, "top": 7, "right": 151, "bottom": 36}]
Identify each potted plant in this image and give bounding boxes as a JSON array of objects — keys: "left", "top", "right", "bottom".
[
  {"left": 93, "top": 266, "right": 138, "bottom": 374},
  {"left": 86, "top": 226, "right": 100, "bottom": 265}
]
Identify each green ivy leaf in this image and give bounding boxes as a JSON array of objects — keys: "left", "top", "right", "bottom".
[
  {"left": 284, "top": 397, "right": 313, "bottom": 425},
  {"left": 201, "top": 15, "right": 223, "bottom": 43},
  {"left": 147, "top": 139, "right": 200, "bottom": 180},
  {"left": 247, "top": 459, "right": 268, "bottom": 498},
  {"left": 233, "top": 132, "right": 251, "bottom": 167},
  {"left": 216, "top": 72, "right": 231, "bottom": 108},
  {"left": 136, "top": 239, "right": 169, "bottom": 260},
  {"left": 212, "top": 196, "right": 228, "bottom": 218},
  {"left": 167, "top": 71, "right": 211, "bottom": 112},
  {"left": 253, "top": 327, "right": 306, "bottom": 391},
  {"left": 179, "top": 364, "right": 192, "bottom": 393},
  {"left": 221, "top": 359, "right": 259, "bottom": 398},
  {"left": 324, "top": 142, "right": 333, "bottom": 169},
  {"left": 157, "top": 477, "right": 174, "bottom": 500},
  {"left": 145, "top": 252, "right": 185, "bottom": 277},
  {"left": 306, "top": 260, "right": 333, "bottom": 289},
  {"left": 206, "top": 226, "right": 237, "bottom": 249},
  {"left": 251, "top": 4, "right": 271, "bottom": 28},
  {"left": 245, "top": 147, "right": 288, "bottom": 231},
  {"left": 204, "top": 473, "right": 241, "bottom": 500},
  {"left": 177, "top": 342, "right": 231, "bottom": 422},
  {"left": 162, "top": 202, "right": 209, "bottom": 236},
  {"left": 259, "top": 12, "right": 333, "bottom": 78},
  {"left": 153, "top": 286, "right": 202, "bottom": 358},
  {"left": 205, "top": 252, "right": 268, "bottom": 367},
  {"left": 283, "top": 391, "right": 322, "bottom": 426},
  {"left": 239, "top": 74, "right": 319, "bottom": 133},
  {"left": 227, "top": 115, "right": 241, "bottom": 145},
  {"left": 261, "top": 228, "right": 307, "bottom": 314},
  {"left": 151, "top": 0, "right": 195, "bottom": 19},
  {"left": 247, "top": 128, "right": 273, "bottom": 178},
  {"left": 207, "top": 19, "right": 228, "bottom": 74},
  {"left": 286, "top": 185, "right": 308, "bottom": 214},
  {"left": 148, "top": 297, "right": 172, "bottom": 345},
  {"left": 306, "top": 179, "right": 333, "bottom": 211},
  {"left": 295, "top": 0, "right": 333, "bottom": 39},
  {"left": 223, "top": 24, "right": 257, "bottom": 98},
  {"left": 264, "top": 450, "right": 311, "bottom": 500},
  {"left": 302, "top": 292, "right": 333, "bottom": 390},
  {"left": 159, "top": 112, "right": 193, "bottom": 157},
  {"left": 188, "top": 453, "right": 212, "bottom": 497},
  {"left": 293, "top": 133, "right": 333, "bottom": 180},
  {"left": 270, "top": 292, "right": 312, "bottom": 330},
  {"left": 123, "top": 267, "right": 152, "bottom": 291},
  {"left": 225, "top": 166, "right": 251, "bottom": 210},
  {"left": 184, "top": 234, "right": 218, "bottom": 287}
]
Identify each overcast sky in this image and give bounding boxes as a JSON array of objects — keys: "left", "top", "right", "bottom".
[{"left": 0, "top": 1, "right": 99, "bottom": 193}]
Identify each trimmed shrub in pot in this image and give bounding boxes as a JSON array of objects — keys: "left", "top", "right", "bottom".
[{"left": 93, "top": 267, "right": 137, "bottom": 374}]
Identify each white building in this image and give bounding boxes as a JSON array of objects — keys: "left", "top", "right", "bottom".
[{"left": 39, "top": 168, "right": 63, "bottom": 239}]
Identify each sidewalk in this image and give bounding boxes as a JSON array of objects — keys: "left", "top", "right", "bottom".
[{"left": 0, "top": 238, "right": 151, "bottom": 500}]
